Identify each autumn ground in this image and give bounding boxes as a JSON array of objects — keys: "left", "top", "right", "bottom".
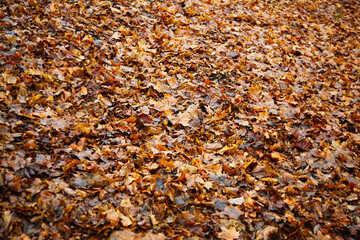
[{"left": 1, "top": 0, "right": 360, "bottom": 239}]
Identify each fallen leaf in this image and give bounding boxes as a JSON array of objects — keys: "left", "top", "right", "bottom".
[
  {"left": 228, "top": 197, "right": 245, "bottom": 206},
  {"left": 109, "top": 229, "right": 136, "bottom": 240},
  {"left": 217, "top": 226, "right": 240, "bottom": 240}
]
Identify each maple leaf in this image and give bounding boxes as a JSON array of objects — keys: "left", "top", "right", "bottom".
[{"left": 217, "top": 226, "right": 240, "bottom": 240}]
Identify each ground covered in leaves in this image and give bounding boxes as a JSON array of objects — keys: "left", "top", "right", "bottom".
[{"left": 1, "top": 0, "right": 360, "bottom": 239}]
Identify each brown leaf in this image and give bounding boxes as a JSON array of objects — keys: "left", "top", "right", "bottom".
[
  {"left": 2, "top": 210, "right": 12, "bottom": 232},
  {"left": 255, "top": 226, "right": 278, "bottom": 240},
  {"left": 109, "top": 229, "right": 136, "bottom": 240},
  {"left": 217, "top": 226, "right": 240, "bottom": 240},
  {"left": 106, "top": 209, "right": 120, "bottom": 223},
  {"left": 294, "top": 138, "right": 312, "bottom": 150}
]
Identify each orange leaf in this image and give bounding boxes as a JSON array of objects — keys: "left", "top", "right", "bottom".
[{"left": 125, "top": 117, "right": 137, "bottom": 123}]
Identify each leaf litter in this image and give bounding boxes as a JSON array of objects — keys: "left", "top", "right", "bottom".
[{"left": 0, "top": 0, "right": 360, "bottom": 239}]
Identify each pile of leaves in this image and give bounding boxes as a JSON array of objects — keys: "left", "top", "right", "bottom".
[{"left": 1, "top": 0, "right": 359, "bottom": 239}]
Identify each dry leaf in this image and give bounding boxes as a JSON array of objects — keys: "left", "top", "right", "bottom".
[
  {"left": 109, "top": 229, "right": 136, "bottom": 240},
  {"left": 218, "top": 226, "right": 240, "bottom": 240},
  {"left": 228, "top": 197, "right": 245, "bottom": 206}
]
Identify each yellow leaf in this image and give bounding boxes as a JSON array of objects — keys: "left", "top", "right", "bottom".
[
  {"left": 26, "top": 69, "right": 42, "bottom": 76},
  {"left": 46, "top": 95, "right": 54, "bottom": 102},
  {"left": 218, "top": 145, "right": 236, "bottom": 154},
  {"left": 41, "top": 72, "right": 53, "bottom": 82},
  {"left": 243, "top": 159, "right": 254, "bottom": 170},
  {"left": 75, "top": 123, "right": 92, "bottom": 134},
  {"left": 28, "top": 94, "right": 43, "bottom": 106},
  {"left": 265, "top": 164, "right": 279, "bottom": 177},
  {"left": 248, "top": 84, "right": 260, "bottom": 95}
]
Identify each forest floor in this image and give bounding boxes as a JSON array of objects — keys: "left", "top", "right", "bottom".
[{"left": 1, "top": 0, "right": 360, "bottom": 239}]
